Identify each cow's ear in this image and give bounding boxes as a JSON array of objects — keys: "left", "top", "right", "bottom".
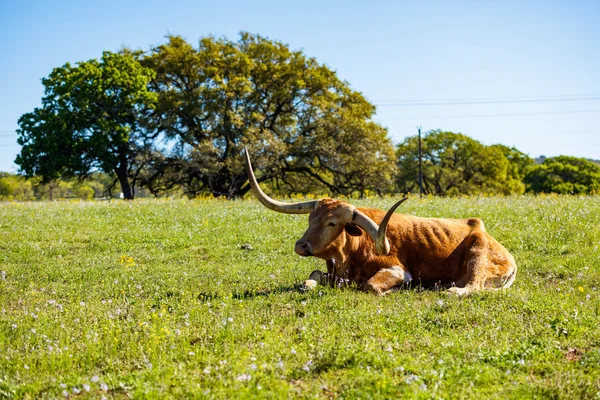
[{"left": 345, "top": 223, "right": 363, "bottom": 236}]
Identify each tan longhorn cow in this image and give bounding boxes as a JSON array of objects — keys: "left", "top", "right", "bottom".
[{"left": 244, "top": 148, "right": 517, "bottom": 295}]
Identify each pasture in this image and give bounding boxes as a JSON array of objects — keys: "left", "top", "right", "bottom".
[{"left": 1, "top": 196, "right": 599, "bottom": 399}]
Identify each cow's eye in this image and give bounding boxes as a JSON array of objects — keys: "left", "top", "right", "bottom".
[{"left": 328, "top": 222, "right": 336, "bottom": 227}]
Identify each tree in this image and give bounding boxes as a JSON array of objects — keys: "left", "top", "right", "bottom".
[
  {"left": 16, "top": 51, "right": 157, "bottom": 199},
  {"left": 141, "top": 33, "right": 396, "bottom": 198},
  {"left": 524, "top": 156, "right": 600, "bottom": 194},
  {"left": 490, "top": 144, "right": 533, "bottom": 194},
  {"left": 396, "top": 130, "right": 526, "bottom": 196}
]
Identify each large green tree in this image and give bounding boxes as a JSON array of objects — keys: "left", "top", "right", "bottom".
[
  {"left": 396, "top": 130, "right": 528, "bottom": 196},
  {"left": 16, "top": 51, "right": 157, "bottom": 199},
  {"left": 524, "top": 156, "right": 600, "bottom": 194},
  {"left": 140, "top": 33, "right": 396, "bottom": 198}
]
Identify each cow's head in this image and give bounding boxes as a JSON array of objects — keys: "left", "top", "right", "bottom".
[{"left": 244, "top": 148, "right": 407, "bottom": 257}]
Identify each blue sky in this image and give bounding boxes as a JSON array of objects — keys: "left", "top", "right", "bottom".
[{"left": 1, "top": 0, "right": 599, "bottom": 172}]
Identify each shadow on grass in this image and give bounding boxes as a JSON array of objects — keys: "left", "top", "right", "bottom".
[{"left": 197, "top": 284, "right": 301, "bottom": 302}]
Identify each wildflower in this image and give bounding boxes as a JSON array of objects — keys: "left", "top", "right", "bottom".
[
  {"left": 11, "top": 324, "right": 17, "bottom": 329},
  {"left": 188, "top": 351, "right": 195, "bottom": 356},
  {"left": 203, "top": 367, "right": 211, "bottom": 374},
  {"left": 24, "top": 364, "right": 29, "bottom": 370},
  {"left": 436, "top": 299, "right": 444, "bottom": 307},
  {"left": 290, "top": 348, "right": 297, "bottom": 355},
  {"left": 59, "top": 383, "right": 67, "bottom": 388},
  {"left": 31, "top": 328, "right": 36, "bottom": 334},
  {"left": 277, "top": 360, "right": 284, "bottom": 369},
  {"left": 91, "top": 376, "right": 100, "bottom": 383},
  {"left": 236, "top": 373, "right": 252, "bottom": 382},
  {"left": 62, "top": 390, "right": 69, "bottom": 397},
  {"left": 578, "top": 286, "right": 584, "bottom": 292},
  {"left": 80, "top": 302, "right": 85, "bottom": 307},
  {"left": 228, "top": 317, "right": 234, "bottom": 322},
  {"left": 83, "top": 384, "right": 90, "bottom": 392},
  {"left": 302, "top": 360, "right": 313, "bottom": 371},
  {"left": 72, "top": 387, "right": 81, "bottom": 394},
  {"left": 100, "top": 382, "right": 109, "bottom": 391},
  {"left": 250, "top": 364, "right": 257, "bottom": 370},
  {"left": 405, "top": 374, "right": 420, "bottom": 384}
]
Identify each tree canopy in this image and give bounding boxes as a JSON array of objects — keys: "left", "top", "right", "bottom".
[
  {"left": 396, "top": 130, "right": 532, "bottom": 196},
  {"left": 16, "top": 51, "right": 157, "bottom": 199},
  {"left": 524, "top": 156, "right": 600, "bottom": 194},
  {"left": 139, "top": 33, "right": 396, "bottom": 198}
]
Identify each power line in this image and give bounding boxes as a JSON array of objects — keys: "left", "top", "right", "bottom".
[
  {"left": 376, "top": 95, "right": 600, "bottom": 107},
  {"left": 376, "top": 109, "right": 600, "bottom": 121},
  {"left": 374, "top": 92, "right": 600, "bottom": 104}
]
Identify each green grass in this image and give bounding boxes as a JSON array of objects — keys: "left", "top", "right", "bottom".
[{"left": 1, "top": 196, "right": 599, "bottom": 399}]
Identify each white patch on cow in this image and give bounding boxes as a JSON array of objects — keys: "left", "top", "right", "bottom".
[{"left": 388, "top": 265, "right": 412, "bottom": 283}]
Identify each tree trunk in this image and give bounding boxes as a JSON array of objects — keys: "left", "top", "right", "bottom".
[
  {"left": 116, "top": 170, "right": 133, "bottom": 199},
  {"left": 115, "top": 165, "right": 133, "bottom": 200}
]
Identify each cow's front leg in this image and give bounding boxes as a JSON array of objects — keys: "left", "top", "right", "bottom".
[
  {"left": 302, "top": 270, "right": 327, "bottom": 291},
  {"left": 364, "top": 265, "right": 412, "bottom": 296}
]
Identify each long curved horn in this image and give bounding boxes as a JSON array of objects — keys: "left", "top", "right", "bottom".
[
  {"left": 374, "top": 197, "right": 409, "bottom": 255},
  {"left": 352, "top": 209, "right": 391, "bottom": 255},
  {"left": 244, "top": 147, "right": 318, "bottom": 214}
]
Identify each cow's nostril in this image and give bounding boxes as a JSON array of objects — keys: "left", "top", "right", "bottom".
[{"left": 301, "top": 243, "right": 307, "bottom": 249}]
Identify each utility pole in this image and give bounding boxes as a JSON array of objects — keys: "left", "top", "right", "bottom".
[{"left": 418, "top": 126, "right": 423, "bottom": 198}]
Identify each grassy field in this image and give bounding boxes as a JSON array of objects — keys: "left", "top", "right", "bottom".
[{"left": 1, "top": 196, "right": 599, "bottom": 399}]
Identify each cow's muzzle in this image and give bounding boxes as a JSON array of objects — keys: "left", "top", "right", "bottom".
[{"left": 294, "top": 239, "right": 313, "bottom": 256}]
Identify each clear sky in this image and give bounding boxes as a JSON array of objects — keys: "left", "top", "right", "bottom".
[{"left": 1, "top": 0, "right": 599, "bottom": 172}]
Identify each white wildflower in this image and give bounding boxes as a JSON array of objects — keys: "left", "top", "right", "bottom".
[{"left": 236, "top": 373, "right": 252, "bottom": 382}]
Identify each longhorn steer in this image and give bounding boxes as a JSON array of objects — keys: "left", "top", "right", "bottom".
[{"left": 244, "top": 149, "right": 517, "bottom": 295}]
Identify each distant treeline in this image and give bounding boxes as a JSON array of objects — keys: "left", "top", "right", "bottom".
[
  {"left": 11, "top": 33, "right": 600, "bottom": 200},
  {"left": 3, "top": 130, "right": 600, "bottom": 201},
  {"left": 0, "top": 172, "right": 154, "bottom": 201}
]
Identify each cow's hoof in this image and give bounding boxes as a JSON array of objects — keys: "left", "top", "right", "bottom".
[
  {"left": 301, "top": 279, "right": 318, "bottom": 291},
  {"left": 308, "top": 270, "right": 324, "bottom": 283},
  {"left": 446, "top": 287, "right": 471, "bottom": 296}
]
